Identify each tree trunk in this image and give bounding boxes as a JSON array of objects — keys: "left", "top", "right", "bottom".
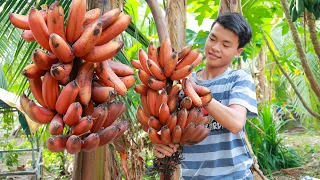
[
  {"left": 73, "top": 145, "right": 120, "bottom": 180},
  {"left": 269, "top": 64, "right": 275, "bottom": 104},
  {"left": 258, "top": 46, "right": 269, "bottom": 104},
  {"left": 73, "top": 151, "right": 83, "bottom": 180},
  {"left": 164, "top": 0, "right": 186, "bottom": 179},
  {"left": 306, "top": 11, "right": 320, "bottom": 64},
  {"left": 165, "top": 0, "right": 186, "bottom": 51},
  {"left": 218, "top": 0, "right": 242, "bottom": 15},
  {"left": 87, "top": 0, "right": 123, "bottom": 11},
  {"left": 81, "top": 150, "right": 97, "bottom": 180},
  {"left": 72, "top": 0, "right": 123, "bottom": 179}
]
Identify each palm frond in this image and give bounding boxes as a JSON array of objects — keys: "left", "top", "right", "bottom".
[
  {"left": 0, "top": 0, "right": 35, "bottom": 40},
  {"left": 0, "top": 0, "right": 6, "bottom": 7},
  {"left": 125, "top": 22, "right": 150, "bottom": 48},
  {"left": 270, "top": 19, "right": 320, "bottom": 125},
  {"left": 0, "top": 0, "right": 72, "bottom": 95},
  {"left": 0, "top": 65, "right": 8, "bottom": 89},
  {"left": 123, "top": 1, "right": 151, "bottom": 48},
  {"left": 242, "top": 0, "right": 260, "bottom": 10},
  {"left": 291, "top": 75, "right": 312, "bottom": 121},
  {"left": 306, "top": 52, "right": 320, "bottom": 84}
]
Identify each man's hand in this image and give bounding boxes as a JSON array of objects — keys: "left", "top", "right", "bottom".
[{"left": 153, "top": 143, "right": 179, "bottom": 158}]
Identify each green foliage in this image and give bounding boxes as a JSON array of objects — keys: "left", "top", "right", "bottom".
[
  {"left": 0, "top": 139, "right": 21, "bottom": 169},
  {"left": 0, "top": 110, "right": 14, "bottom": 138},
  {"left": 143, "top": 150, "right": 160, "bottom": 180},
  {"left": 243, "top": 1, "right": 279, "bottom": 39},
  {"left": 274, "top": 74, "right": 290, "bottom": 105},
  {"left": 269, "top": 24, "right": 320, "bottom": 130},
  {"left": 0, "top": 134, "right": 32, "bottom": 171},
  {"left": 186, "top": 29, "right": 208, "bottom": 52},
  {"left": 188, "top": 0, "right": 218, "bottom": 26},
  {"left": 289, "top": 0, "right": 320, "bottom": 22},
  {"left": 42, "top": 149, "right": 67, "bottom": 173},
  {"left": 0, "top": 65, "right": 8, "bottom": 89},
  {"left": 246, "top": 104, "right": 302, "bottom": 177},
  {"left": 124, "top": 1, "right": 154, "bottom": 46}
]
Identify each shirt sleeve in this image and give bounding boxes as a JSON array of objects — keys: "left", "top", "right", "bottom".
[{"left": 228, "top": 71, "right": 258, "bottom": 118}]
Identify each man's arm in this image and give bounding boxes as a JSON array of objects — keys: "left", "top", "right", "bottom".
[
  {"left": 204, "top": 99, "right": 247, "bottom": 134},
  {"left": 191, "top": 70, "right": 257, "bottom": 134}
]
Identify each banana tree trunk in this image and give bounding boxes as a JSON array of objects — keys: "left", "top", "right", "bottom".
[
  {"left": 269, "top": 64, "right": 275, "bottom": 104},
  {"left": 218, "top": 0, "right": 242, "bottom": 15},
  {"left": 258, "top": 46, "right": 269, "bottom": 104},
  {"left": 165, "top": 0, "right": 186, "bottom": 51},
  {"left": 87, "top": 0, "right": 123, "bottom": 11},
  {"left": 72, "top": 1, "right": 123, "bottom": 179}
]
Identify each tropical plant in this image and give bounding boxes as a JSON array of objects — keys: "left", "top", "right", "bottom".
[
  {"left": 0, "top": 101, "right": 20, "bottom": 170},
  {"left": 269, "top": 24, "right": 320, "bottom": 130},
  {"left": 260, "top": 0, "right": 320, "bottom": 123},
  {"left": 0, "top": 139, "right": 21, "bottom": 170},
  {"left": 246, "top": 103, "right": 302, "bottom": 177}
]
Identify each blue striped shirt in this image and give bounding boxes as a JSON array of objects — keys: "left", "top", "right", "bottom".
[{"left": 181, "top": 68, "right": 258, "bottom": 180}]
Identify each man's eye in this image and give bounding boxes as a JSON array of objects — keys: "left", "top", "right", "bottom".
[
  {"left": 223, "top": 44, "right": 229, "bottom": 47},
  {"left": 210, "top": 37, "right": 215, "bottom": 41}
]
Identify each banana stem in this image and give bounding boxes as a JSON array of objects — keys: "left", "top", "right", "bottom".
[
  {"left": 146, "top": 0, "right": 169, "bottom": 43},
  {"left": 77, "top": 130, "right": 91, "bottom": 137},
  {"left": 166, "top": 79, "right": 173, "bottom": 94},
  {"left": 70, "top": 57, "right": 83, "bottom": 81},
  {"left": 160, "top": 173, "right": 171, "bottom": 180}
]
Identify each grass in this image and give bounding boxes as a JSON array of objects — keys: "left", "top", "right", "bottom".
[
  {"left": 272, "top": 131, "right": 320, "bottom": 179},
  {"left": 246, "top": 103, "right": 303, "bottom": 178}
]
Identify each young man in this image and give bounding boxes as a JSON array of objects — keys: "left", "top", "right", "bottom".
[{"left": 154, "top": 12, "right": 258, "bottom": 179}]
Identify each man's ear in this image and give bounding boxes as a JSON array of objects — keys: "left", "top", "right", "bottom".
[{"left": 235, "top": 48, "right": 244, "bottom": 58}]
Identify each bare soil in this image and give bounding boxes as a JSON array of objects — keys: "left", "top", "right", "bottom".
[{"left": 271, "top": 130, "right": 320, "bottom": 180}]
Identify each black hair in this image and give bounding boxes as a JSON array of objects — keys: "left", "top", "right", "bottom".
[{"left": 210, "top": 12, "right": 252, "bottom": 48}]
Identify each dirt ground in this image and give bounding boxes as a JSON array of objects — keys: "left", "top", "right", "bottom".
[{"left": 272, "top": 130, "right": 320, "bottom": 180}]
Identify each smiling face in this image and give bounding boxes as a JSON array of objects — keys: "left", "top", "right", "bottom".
[{"left": 204, "top": 23, "right": 244, "bottom": 70}]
